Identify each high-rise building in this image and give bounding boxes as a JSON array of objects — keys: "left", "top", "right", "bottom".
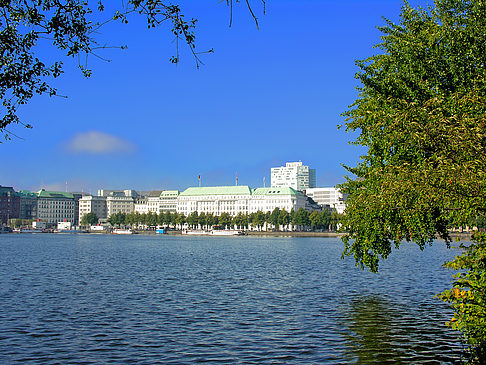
[{"left": 270, "top": 161, "right": 316, "bottom": 191}]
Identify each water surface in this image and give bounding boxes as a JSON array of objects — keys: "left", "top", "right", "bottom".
[{"left": 0, "top": 234, "right": 463, "bottom": 363}]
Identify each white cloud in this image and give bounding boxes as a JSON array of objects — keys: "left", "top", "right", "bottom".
[{"left": 66, "top": 131, "right": 136, "bottom": 155}]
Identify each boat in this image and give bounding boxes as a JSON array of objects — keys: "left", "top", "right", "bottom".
[
  {"left": 210, "top": 230, "right": 244, "bottom": 236},
  {"left": 181, "top": 229, "right": 210, "bottom": 235},
  {"left": 112, "top": 229, "right": 134, "bottom": 235}
]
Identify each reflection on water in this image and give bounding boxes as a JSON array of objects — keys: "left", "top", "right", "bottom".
[
  {"left": 0, "top": 234, "right": 464, "bottom": 363},
  {"left": 341, "top": 295, "right": 463, "bottom": 364}
]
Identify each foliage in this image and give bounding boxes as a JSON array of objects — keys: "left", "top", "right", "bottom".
[
  {"left": 107, "top": 212, "right": 126, "bottom": 227},
  {"left": 438, "top": 232, "right": 486, "bottom": 364},
  {"left": 339, "top": 0, "right": 486, "bottom": 359},
  {"left": 292, "top": 208, "right": 310, "bottom": 229},
  {"left": 80, "top": 211, "right": 98, "bottom": 226},
  {"left": 0, "top": 0, "right": 265, "bottom": 140}
]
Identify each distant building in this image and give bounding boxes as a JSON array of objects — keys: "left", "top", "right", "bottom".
[
  {"left": 134, "top": 190, "right": 180, "bottom": 214},
  {"left": 178, "top": 186, "right": 252, "bottom": 217},
  {"left": 305, "top": 187, "right": 347, "bottom": 214},
  {"left": 98, "top": 189, "right": 140, "bottom": 198},
  {"left": 36, "top": 189, "right": 76, "bottom": 225},
  {"left": 177, "top": 185, "right": 319, "bottom": 217},
  {"left": 0, "top": 185, "right": 20, "bottom": 224},
  {"left": 159, "top": 190, "right": 179, "bottom": 213},
  {"left": 18, "top": 190, "right": 38, "bottom": 220},
  {"left": 134, "top": 198, "right": 149, "bottom": 214},
  {"left": 271, "top": 161, "right": 316, "bottom": 191},
  {"left": 78, "top": 195, "right": 107, "bottom": 223},
  {"left": 249, "top": 187, "right": 311, "bottom": 214}
]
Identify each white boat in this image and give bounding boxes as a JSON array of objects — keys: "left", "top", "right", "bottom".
[
  {"left": 210, "top": 230, "right": 244, "bottom": 236},
  {"left": 112, "top": 229, "right": 134, "bottom": 235},
  {"left": 182, "top": 229, "right": 210, "bottom": 235}
]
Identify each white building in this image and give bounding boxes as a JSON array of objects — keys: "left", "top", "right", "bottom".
[
  {"left": 36, "top": 190, "right": 76, "bottom": 225},
  {"left": 159, "top": 190, "right": 179, "bottom": 213},
  {"left": 305, "top": 187, "right": 347, "bottom": 214},
  {"left": 134, "top": 198, "right": 149, "bottom": 214},
  {"left": 133, "top": 190, "right": 180, "bottom": 214},
  {"left": 249, "top": 187, "right": 309, "bottom": 213},
  {"left": 78, "top": 195, "right": 107, "bottom": 223},
  {"left": 177, "top": 185, "right": 318, "bottom": 217},
  {"left": 177, "top": 186, "right": 252, "bottom": 217},
  {"left": 271, "top": 161, "right": 316, "bottom": 191}
]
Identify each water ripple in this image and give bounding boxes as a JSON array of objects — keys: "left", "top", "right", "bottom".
[{"left": 0, "top": 234, "right": 463, "bottom": 363}]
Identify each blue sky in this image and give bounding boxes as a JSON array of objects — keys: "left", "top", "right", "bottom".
[{"left": 2, "top": 0, "right": 430, "bottom": 193}]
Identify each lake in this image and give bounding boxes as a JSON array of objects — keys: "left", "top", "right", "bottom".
[{"left": 0, "top": 234, "right": 464, "bottom": 363}]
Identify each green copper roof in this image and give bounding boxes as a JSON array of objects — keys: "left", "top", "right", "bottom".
[
  {"left": 251, "top": 187, "right": 303, "bottom": 196},
  {"left": 37, "top": 189, "right": 74, "bottom": 199},
  {"left": 18, "top": 190, "right": 37, "bottom": 198},
  {"left": 180, "top": 186, "right": 252, "bottom": 196}
]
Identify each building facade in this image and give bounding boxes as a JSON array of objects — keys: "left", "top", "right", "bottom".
[
  {"left": 159, "top": 190, "right": 179, "bottom": 213},
  {"left": 249, "top": 187, "right": 309, "bottom": 214},
  {"left": 178, "top": 186, "right": 252, "bottom": 217},
  {"left": 0, "top": 185, "right": 20, "bottom": 224},
  {"left": 177, "top": 185, "right": 320, "bottom": 217},
  {"left": 18, "top": 190, "right": 38, "bottom": 220},
  {"left": 271, "top": 162, "right": 316, "bottom": 191},
  {"left": 305, "top": 187, "right": 347, "bottom": 214},
  {"left": 78, "top": 195, "right": 107, "bottom": 223},
  {"left": 36, "top": 190, "right": 76, "bottom": 225}
]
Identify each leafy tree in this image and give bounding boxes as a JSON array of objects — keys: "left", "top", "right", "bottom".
[
  {"left": 146, "top": 211, "right": 158, "bottom": 228},
  {"left": 339, "top": 0, "right": 486, "bottom": 361},
  {"left": 292, "top": 208, "right": 309, "bottom": 231},
  {"left": 174, "top": 212, "right": 185, "bottom": 229},
  {"left": 309, "top": 211, "right": 322, "bottom": 230},
  {"left": 233, "top": 212, "right": 249, "bottom": 230},
  {"left": 107, "top": 212, "right": 126, "bottom": 227},
  {"left": 187, "top": 211, "right": 199, "bottom": 228},
  {"left": 1, "top": 0, "right": 265, "bottom": 140},
  {"left": 157, "top": 211, "right": 165, "bottom": 226},
  {"left": 251, "top": 210, "right": 265, "bottom": 231},
  {"left": 80, "top": 212, "right": 98, "bottom": 226},
  {"left": 279, "top": 209, "right": 290, "bottom": 230},
  {"left": 218, "top": 212, "right": 232, "bottom": 229},
  {"left": 269, "top": 207, "right": 280, "bottom": 230}
]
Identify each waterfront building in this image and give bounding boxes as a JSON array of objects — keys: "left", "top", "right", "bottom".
[
  {"left": 249, "top": 187, "right": 309, "bottom": 214},
  {"left": 177, "top": 185, "right": 320, "bottom": 217},
  {"left": 78, "top": 195, "right": 107, "bottom": 223},
  {"left": 159, "top": 190, "right": 179, "bottom": 213},
  {"left": 0, "top": 185, "right": 20, "bottom": 224},
  {"left": 271, "top": 161, "right": 316, "bottom": 191},
  {"left": 106, "top": 195, "right": 135, "bottom": 216},
  {"left": 98, "top": 189, "right": 140, "bottom": 198},
  {"left": 18, "top": 190, "right": 38, "bottom": 220},
  {"left": 36, "top": 189, "right": 76, "bottom": 225},
  {"left": 305, "top": 187, "right": 347, "bottom": 214},
  {"left": 134, "top": 198, "right": 149, "bottom": 214},
  {"left": 147, "top": 190, "right": 163, "bottom": 213},
  {"left": 178, "top": 186, "right": 252, "bottom": 217}
]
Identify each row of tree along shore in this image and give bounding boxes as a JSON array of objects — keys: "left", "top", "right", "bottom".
[{"left": 97, "top": 208, "right": 342, "bottom": 232}]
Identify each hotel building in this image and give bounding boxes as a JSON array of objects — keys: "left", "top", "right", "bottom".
[{"left": 177, "top": 185, "right": 319, "bottom": 217}]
